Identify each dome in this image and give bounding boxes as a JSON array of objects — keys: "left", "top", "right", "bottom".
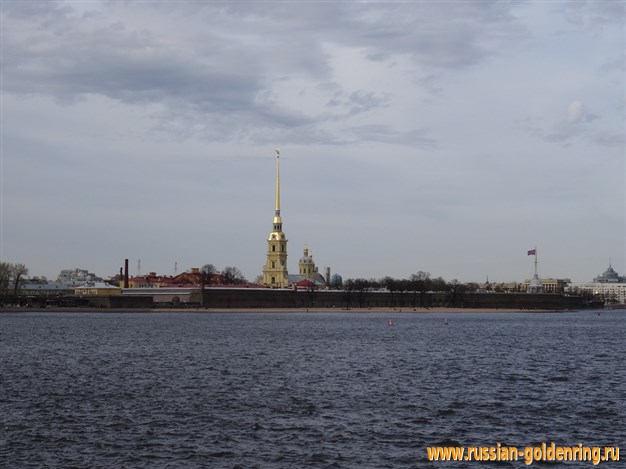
[
  {"left": 299, "top": 246, "right": 314, "bottom": 264},
  {"left": 594, "top": 263, "right": 621, "bottom": 283}
]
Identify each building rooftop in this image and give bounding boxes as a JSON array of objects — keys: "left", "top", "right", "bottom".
[{"left": 593, "top": 263, "right": 625, "bottom": 283}]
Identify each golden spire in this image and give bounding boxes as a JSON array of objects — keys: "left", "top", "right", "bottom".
[{"left": 274, "top": 148, "right": 282, "bottom": 225}]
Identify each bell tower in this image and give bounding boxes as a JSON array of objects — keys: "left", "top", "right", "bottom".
[{"left": 262, "top": 149, "right": 289, "bottom": 287}]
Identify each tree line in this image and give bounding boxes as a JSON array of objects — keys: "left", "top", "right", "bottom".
[
  {"left": 342, "top": 271, "right": 470, "bottom": 292},
  {"left": 340, "top": 271, "right": 471, "bottom": 307},
  {"left": 0, "top": 263, "right": 29, "bottom": 297},
  {"left": 200, "top": 264, "right": 247, "bottom": 285}
]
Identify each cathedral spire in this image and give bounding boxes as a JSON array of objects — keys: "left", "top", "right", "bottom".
[
  {"left": 274, "top": 148, "right": 281, "bottom": 221},
  {"left": 273, "top": 149, "right": 282, "bottom": 231}
]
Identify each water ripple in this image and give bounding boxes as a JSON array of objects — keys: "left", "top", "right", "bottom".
[{"left": 1, "top": 310, "right": 625, "bottom": 468}]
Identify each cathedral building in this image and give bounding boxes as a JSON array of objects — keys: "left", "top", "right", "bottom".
[
  {"left": 295, "top": 246, "right": 326, "bottom": 286},
  {"left": 261, "top": 150, "right": 327, "bottom": 288}
]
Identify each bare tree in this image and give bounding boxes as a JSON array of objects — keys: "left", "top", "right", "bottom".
[
  {"left": 10, "top": 264, "right": 28, "bottom": 296},
  {"left": 447, "top": 279, "right": 465, "bottom": 307},
  {"left": 343, "top": 278, "right": 355, "bottom": 309},
  {"left": 0, "top": 262, "right": 11, "bottom": 296},
  {"left": 200, "top": 264, "right": 217, "bottom": 286},
  {"left": 382, "top": 276, "right": 398, "bottom": 307},
  {"left": 410, "top": 271, "right": 430, "bottom": 282},
  {"left": 199, "top": 264, "right": 217, "bottom": 307},
  {"left": 221, "top": 266, "right": 247, "bottom": 285}
]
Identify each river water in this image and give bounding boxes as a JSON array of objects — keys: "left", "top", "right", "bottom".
[{"left": 1, "top": 310, "right": 624, "bottom": 468}]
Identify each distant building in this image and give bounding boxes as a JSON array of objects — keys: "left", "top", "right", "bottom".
[
  {"left": 522, "top": 278, "right": 570, "bottom": 294},
  {"left": 57, "top": 268, "right": 102, "bottom": 283},
  {"left": 593, "top": 263, "right": 626, "bottom": 283},
  {"left": 19, "top": 282, "right": 78, "bottom": 296},
  {"left": 286, "top": 246, "right": 326, "bottom": 288},
  {"left": 567, "top": 263, "right": 626, "bottom": 305},
  {"left": 330, "top": 273, "right": 343, "bottom": 288},
  {"left": 259, "top": 150, "right": 327, "bottom": 289},
  {"left": 122, "top": 268, "right": 226, "bottom": 288},
  {"left": 527, "top": 248, "right": 544, "bottom": 293},
  {"left": 75, "top": 282, "right": 121, "bottom": 296},
  {"left": 567, "top": 282, "right": 626, "bottom": 305},
  {"left": 478, "top": 281, "right": 523, "bottom": 293}
]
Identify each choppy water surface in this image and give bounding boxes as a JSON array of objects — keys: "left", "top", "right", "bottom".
[{"left": 1, "top": 310, "right": 624, "bottom": 468}]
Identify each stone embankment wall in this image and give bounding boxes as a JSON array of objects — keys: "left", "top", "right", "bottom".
[
  {"left": 1, "top": 289, "right": 588, "bottom": 310},
  {"left": 200, "top": 289, "right": 586, "bottom": 310}
]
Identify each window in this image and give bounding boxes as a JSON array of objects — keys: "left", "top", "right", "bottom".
[{"left": 272, "top": 245, "right": 276, "bottom": 252}]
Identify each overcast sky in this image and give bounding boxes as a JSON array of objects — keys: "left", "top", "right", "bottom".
[{"left": 2, "top": 0, "right": 624, "bottom": 283}]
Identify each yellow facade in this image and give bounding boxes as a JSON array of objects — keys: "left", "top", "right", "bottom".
[
  {"left": 262, "top": 150, "right": 289, "bottom": 287},
  {"left": 522, "top": 278, "right": 569, "bottom": 294},
  {"left": 299, "top": 246, "right": 317, "bottom": 277},
  {"left": 75, "top": 284, "right": 121, "bottom": 296}
]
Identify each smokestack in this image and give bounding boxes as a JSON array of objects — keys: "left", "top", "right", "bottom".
[{"left": 124, "top": 258, "right": 129, "bottom": 288}]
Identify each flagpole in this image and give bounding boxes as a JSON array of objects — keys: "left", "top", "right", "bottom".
[{"left": 534, "top": 246, "right": 538, "bottom": 277}]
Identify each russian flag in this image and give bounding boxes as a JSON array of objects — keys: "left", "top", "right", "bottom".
[{"left": 527, "top": 249, "right": 536, "bottom": 256}]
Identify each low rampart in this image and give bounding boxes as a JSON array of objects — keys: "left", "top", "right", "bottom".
[
  {"left": 1, "top": 289, "right": 588, "bottom": 310},
  {"left": 200, "top": 288, "right": 586, "bottom": 310}
]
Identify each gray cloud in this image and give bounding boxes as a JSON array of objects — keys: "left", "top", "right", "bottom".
[
  {"left": 2, "top": 0, "right": 528, "bottom": 145},
  {"left": 592, "top": 131, "right": 626, "bottom": 148},
  {"left": 537, "top": 101, "right": 624, "bottom": 148},
  {"left": 562, "top": 0, "right": 626, "bottom": 32},
  {"left": 326, "top": 90, "right": 391, "bottom": 116},
  {"left": 343, "top": 125, "right": 436, "bottom": 147}
]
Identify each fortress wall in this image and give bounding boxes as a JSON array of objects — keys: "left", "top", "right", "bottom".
[{"left": 200, "top": 289, "right": 586, "bottom": 310}]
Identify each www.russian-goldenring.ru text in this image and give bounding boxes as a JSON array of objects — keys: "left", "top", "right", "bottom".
[{"left": 426, "top": 442, "right": 619, "bottom": 465}]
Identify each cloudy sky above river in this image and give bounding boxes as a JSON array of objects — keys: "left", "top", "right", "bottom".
[{"left": 2, "top": 0, "right": 624, "bottom": 283}]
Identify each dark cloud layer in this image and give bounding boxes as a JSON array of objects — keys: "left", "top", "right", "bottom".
[{"left": 2, "top": 0, "right": 528, "bottom": 145}]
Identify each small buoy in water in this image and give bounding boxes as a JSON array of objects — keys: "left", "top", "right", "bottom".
[
  {"left": 444, "top": 319, "right": 449, "bottom": 326},
  {"left": 597, "top": 311, "right": 601, "bottom": 316},
  {"left": 387, "top": 319, "right": 393, "bottom": 327}
]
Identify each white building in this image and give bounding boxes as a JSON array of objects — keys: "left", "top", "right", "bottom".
[
  {"left": 567, "top": 263, "right": 626, "bottom": 305},
  {"left": 57, "top": 268, "right": 102, "bottom": 283},
  {"left": 567, "top": 282, "right": 626, "bottom": 304}
]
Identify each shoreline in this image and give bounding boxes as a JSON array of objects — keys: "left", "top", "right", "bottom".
[{"left": 0, "top": 306, "right": 590, "bottom": 314}]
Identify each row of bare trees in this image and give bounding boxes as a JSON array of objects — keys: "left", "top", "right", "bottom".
[
  {"left": 200, "top": 264, "right": 247, "bottom": 286},
  {"left": 343, "top": 271, "right": 455, "bottom": 292},
  {"left": 341, "top": 271, "right": 470, "bottom": 307},
  {"left": 0, "top": 263, "right": 29, "bottom": 297}
]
